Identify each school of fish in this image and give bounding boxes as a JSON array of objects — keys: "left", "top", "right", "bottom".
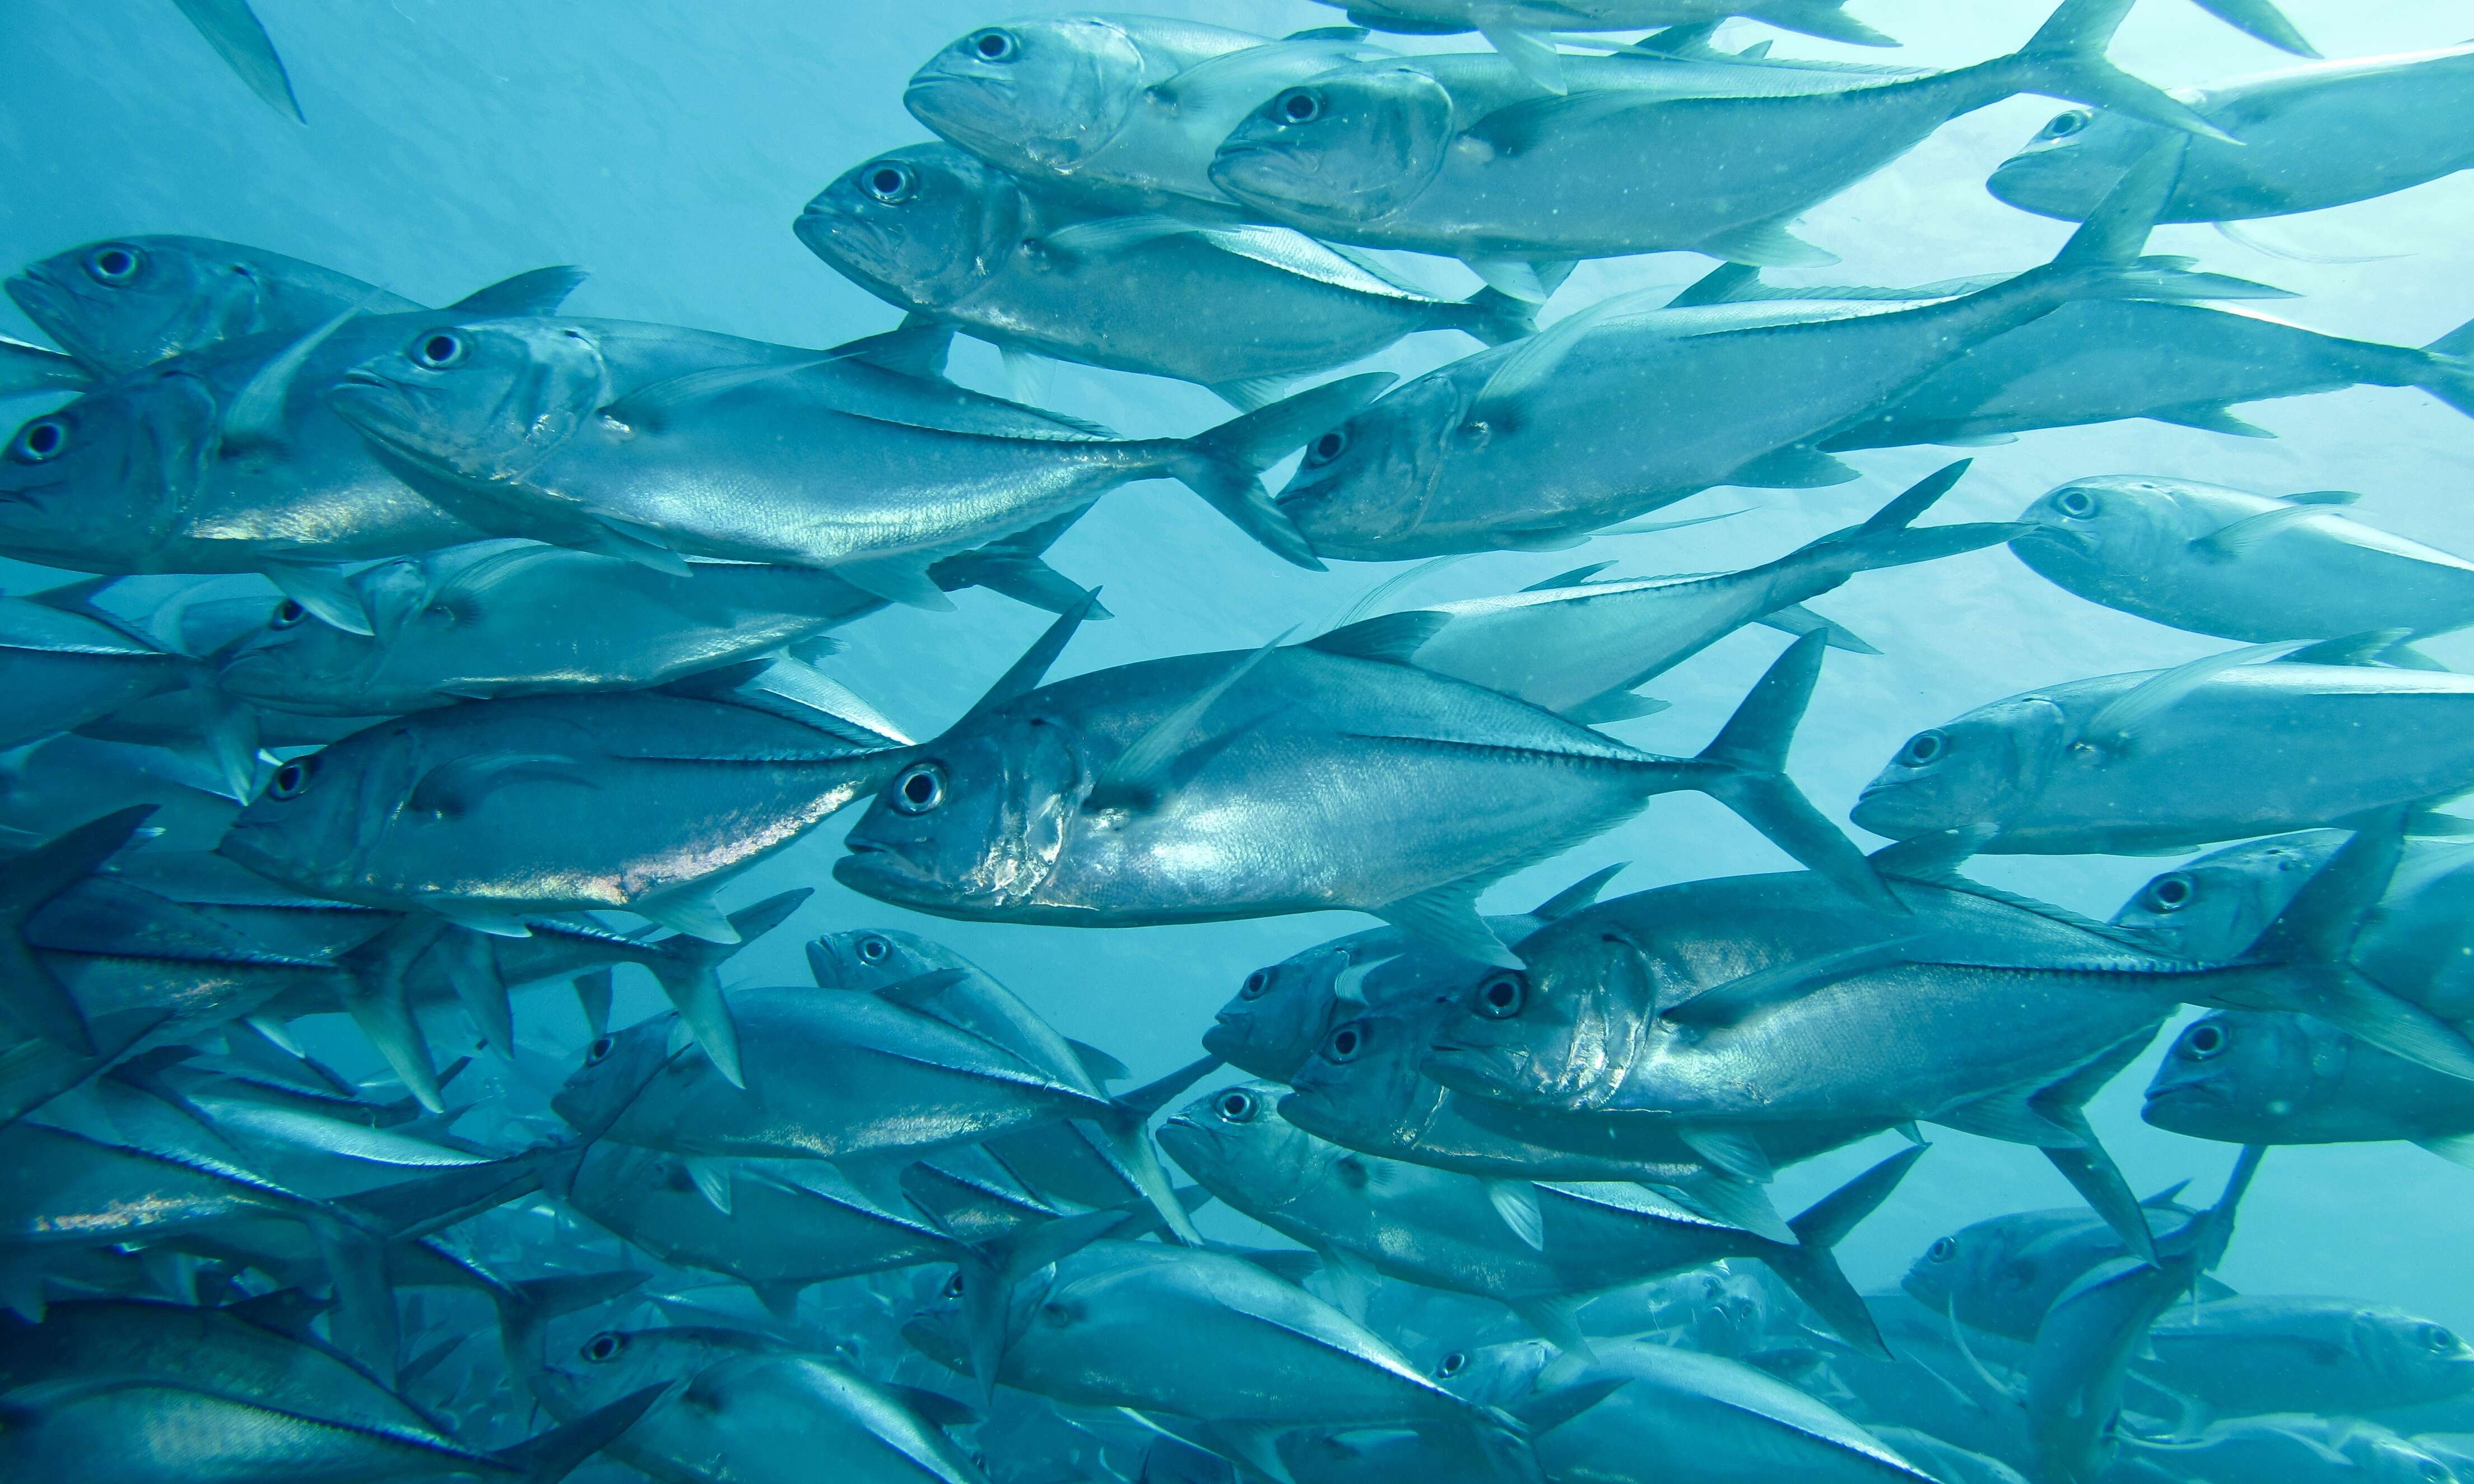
[{"left": 9, "top": 1, "right": 2474, "bottom": 1481}]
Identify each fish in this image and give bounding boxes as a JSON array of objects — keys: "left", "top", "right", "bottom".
[
  {"left": 1850, "top": 649, "right": 2474, "bottom": 856},
  {"left": 214, "top": 663, "right": 904, "bottom": 955},
  {"left": 798, "top": 142, "right": 1533, "bottom": 412},
  {"left": 1264, "top": 146, "right": 2218, "bottom": 560},
  {"left": 835, "top": 592, "right": 1887, "bottom": 969},
  {"left": 1392, "top": 460, "right": 2020, "bottom": 716},
  {"left": 1991, "top": 45, "right": 2474, "bottom": 229},
  {"left": 327, "top": 314, "right": 1387, "bottom": 587},
  {"left": 0, "top": 734, "right": 245, "bottom": 851},
  {"left": 2137, "top": 1294, "right": 2474, "bottom": 1423},
  {"left": 1161, "top": 1078, "right": 1920, "bottom": 1353},
  {"left": 169, "top": 0, "right": 306, "bottom": 124},
  {"left": 1314, "top": 1, "right": 1903, "bottom": 64},
  {"left": 1207, "top": 0, "right": 2229, "bottom": 271},
  {"left": 2142, "top": 1009, "right": 2474, "bottom": 1163},
  {"left": 1204, "top": 864, "right": 1623, "bottom": 1081},
  {"left": 2114, "top": 1415, "right": 2468, "bottom": 1484},
  {"left": 903, "top": 17, "right": 1393, "bottom": 222},
  {"left": 0, "top": 577, "right": 214, "bottom": 754},
  {"left": 213, "top": 529, "right": 1090, "bottom": 718},
  {"left": 2010, "top": 477, "right": 2474, "bottom": 644},
  {"left": 1900, "top": 1184, "right": 2222, "bottom": 1342},
  {"left": 7, "top": 235, "right": 583, "bottom": 376},
  {"left": 0, "top": 335, "right": 90, "bottom": 399}
]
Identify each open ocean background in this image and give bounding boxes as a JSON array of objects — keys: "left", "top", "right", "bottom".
[{"left": 7, "top": 0, "right": 2468, "bottom": 1318}]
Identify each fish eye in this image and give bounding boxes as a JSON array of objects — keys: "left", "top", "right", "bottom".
[
  {"left": 1324, "top": 1022, "right": 1366, "bottom": 1061},
  {"left": 11, "top": 416, "right": 69, "bottom": 464},
  {"left": 943, "top": 1271, "right": 967, "bottom": 1299},
  {"left": 1474, "top": 973, "right": 1526, "bottom": 1021},
  {"left": 1240, "top": 969, "right": 1269, "bottom": 1001},
  {"left": 2182, "top": 1022, "right": 2226, "bottom": 1060},
  {"left": 2142, "top": 872, "right": 2194, "bottom": 913},
  {"left": 1305, "top": 429, "right": 1348, "bottom": 467},
  {"left": 2056, "top": 488, "right": 2097, "bottom": 519},
  {"left": 587, "top": 1034, "right": 616, "bottom": 1064},
  {"left": 1216, "top": 1089, "right": 1258, "bottom": 1123},
  {"left": 411, "top": 331, "right": 467, "bottom": 369},
  {"left": 970, "top": 28, "right": 1017, "bottom": 61},
  {"left": 2426, "top": 1324, "right": 2458, "bottom": 1353},
  {"left": 858, "top": 934, "right": 890, "bottom": 963},
  {"left": 1437, "top": 1350, "right": 1467, "bottom": 1378},
  {"left": 1928, "top": 1236, "right": 1958, "bottom": 1263},
  {"left": 270, "top": 598, "right": 309, "bottom": 630},
  {"left": 863, "top": 161, "right": 916, "bottom": 204},
  {"left": 1275, "top": 88, "right": 1324, "bottom": 124},
  {"left": 581, "top": 1332, "right": 624, "bottom": 1363},
  {"left": 1898, "top": 729, "right": 1947, "bottom": 767},
  {"left": 85, "top": 244, "right": 144, "bottom": 285},
  {"left": 267, "top": 757, "right": 315, "bottom": 800},
  {"left": 2422, "top": 1465, "right": 2448, "bottom": 1484},
  {"left": 2039, "top": 109, "right": 2092, "bottom": 141},
  {"left": 892, "top": 762, "right": 946, "bottom": 815}
]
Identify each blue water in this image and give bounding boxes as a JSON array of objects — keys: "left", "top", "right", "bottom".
[{"left": 7, "top": 0, "right": 2473, "bottom": 1440}]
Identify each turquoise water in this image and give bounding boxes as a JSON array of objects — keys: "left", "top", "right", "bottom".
[{"left": 7, "top": 0, "right": 2474, "bottom": 1477}]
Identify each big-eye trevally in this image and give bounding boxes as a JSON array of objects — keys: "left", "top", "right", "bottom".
[
  {"left": 1208, "top": 0, "right": 2230, "bottom": 271},
  {"left": 2138, "top": 1294, "right": 2474, "bottom": 1423},
  {"left": 799, "top": 142, "right": 1532, "bottom": 412},
  {"left": 835, "top": 593, "right": 1886, "bottom": 968},
  {"left": 7, "top": 234, "right": 582, "bottom": 377},
  {"left": 328, "top": 315, "right": 1386, "bottom": 587},
  {"left": 2143, "top": 1010, "right": 2474, "bottom": 1164},
  {"left": 1900, "top": 1184, "right": 2219, "bottom": 1342},
  {"left": 1312, "top": 1, "right": 1902, "bottom": 69},
  {"left": 1267, "top": 148, "right": 2216, "bottom": 560},
  {"left": 2012, "top": 477, "right": 2474, "bottom": 644},
  {"left": 1991, "top": 43, "right": 2474, "bottom": 227},
  {"left": 904, "top": 17, "right": 1393, "bottom": 222},
  {"left": 0, "top": 734, "right": 245, "bottom": 851},
  {"left": 0, "top": 576, "right": 219, "bottom": 755},
  {"left": 1852, "top": 650, "right": 2474, "bottom": 855},
  {"left": 2113, "top": 1415, "right": 2466, "bottom": 1484}
]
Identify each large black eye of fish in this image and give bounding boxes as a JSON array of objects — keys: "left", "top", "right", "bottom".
[
  {"left": 1928, "top": 1235, "right": 1958, "bottom": 1263},
  {"left": 412, "top": 330, "right": 468, "bottom": 370},
  {"left": 2038, "top": 109, "right": 2092, "bottom": 141},
  {"left": 270, "top": 598, "right": 309, "bottom": 630},
  {"left": 1239, "top": 969, "right": 1270, "bottom": 1001},
  {"left": 1217, "top": 1088, "right": 1258, "bottom": 1123},
  {"left": 864, "top": 161, "right": 916, "bottom": 204},
  {"left": 268, "top": 757, "right": 315, "bottom": 800},
  {"left": 1474, "top": 973, "right": 1526, "bottom": 1021},
  {"left": 587, "top": 1034, "right": 616, "bottom": 1064},
  {"left": 1275, "top": 87, "right": 1324, "bottom": 124},
  {"left": 1437, "top": 1351, "right": 1467, "bottom": 1378},
  {"left": 2056, "top": 488, "right": 2098, "bottom": 519},
  {"left": 970, "top": 28, "right": 1017, "bottom": 61},
  {"left": 85, "top": 244, "right": 144, "bottom": 284},
  {"left": 892, "top": 761, "right": 946, "bottom": 815},
  {"left": 2142, "top": 873, "right": 2194, "bottom": 913},
  {"left": 1324, "top": 1021, "right": 1366, "bottom": 1062},
  {"left": 582, "top": 1332, "right": 624, "bottom": 1362},
  {"left": 943, "top": 1271, "right": 968, "bottom": 1299},
  {"left": 1897, "top": 729, "right": 1948, "bottom": 767},
  {"left": 11, "top": 416, "right": 69, "bottom": 463},
  {"left": 1304, "top": 429, "right": 1348, "bottom": 467},
  {"left": 859, "top": 934, "right": 890, "bottom": 963},
  {"left": 2181, "top": 1022, "right": 2227, "bottom": 1061},
  {"left": 2426, "top": 1323, "right": 2459, "bottom": 1353}
]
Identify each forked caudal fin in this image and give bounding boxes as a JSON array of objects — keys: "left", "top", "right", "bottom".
[
  {"left": 643, "top": 887, "right": 816, "bottom": 1090},
  {"left": 1995, "top": 0, "right": 2236, "bottom": 143},
  {"left": 1163, "top": 372, "right": 1394, "bottom": 571},
  {"left": 1764, "top": 1143, "right": 1929, "bottom": 1358}
]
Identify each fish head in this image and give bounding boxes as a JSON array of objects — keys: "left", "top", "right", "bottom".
[
  {"left": 1158, "top": 1081, "right": 1329, "bottom": 1209},
  {"left": 2110, "top": 833, "right": 2337, "bottom": 962},
  {"left": 1272, "top": 364, "right": 1462, "bottom": 556},
  {"left": 0, "top": 373, "right": 213, "bottom": 569},
  {"left": 214, "top": 585, "right": 390, "bottom": 709},
  {"left": 1899, "top": 1210, "right": 2050, "bottom": 1325},
  {"left": 806, "top": 925, "right": 961, "bottom": 992},
  {"left": 797, "top": 144, "right": 1026, "bottom": 311},
  {"left": 550, "top": 1015, "right": 683, "bottom": 1137},
  {"left": 1210, "top": 66, "right": 1454, "bottom": 225},
  {"left": 1280, "top": 997, "right": 1449, "bottom": 1147},
  {"left": 1205, "top": 929, "right": 1405, "bottom": 1078},
  {"left": 904, "top": 17, "right": 1146, "bottom": 175},
  {"left": 1427, "top": 1337, "right": 1550, "bottom": 1409},
  {"left": 327, "top": 318, "right": 610, "bottom": 485},
  {"left": 2141, "top": 1010, "right": 2327, "bottom": 1140},
  {"left": 835, "top": 709, "right": 1086, "bottom": 915},
  {"left": 9, "top": 236, "right": 268, "bottom": 375},
  {"left": 2008, "top": 476, "right": 2199, "bottom": 591},
  {"left": 1852, "top": 694, "right": 2067, "bottom": 841},
  {"left": 1420, "top": 931, "right": 1650, "bottom": 1110},
  {"left": 1985, "top": 106, "right": 2168, "bottom": 223},
  {"left": 2356, "top": 1310, "right": 2474, "bottom": 1407},
  {"left": 554, "top": 1324, "right": 756, "bottom": 1412}
]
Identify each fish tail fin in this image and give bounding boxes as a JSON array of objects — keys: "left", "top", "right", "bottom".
[
  {"left": 1459, "top": 1407, "right": 1546, "bottom": 1484},
  {"left": 1686, "top": 632, "right": 1901, "bottom": 912},
  {"left": 0, "top": 806, "right": 155, "bottom": 1056},
  {"left": 2188, "top": 0, "right": 2318, "bottom": 57},
  {"left": 1164, "top": 372, "right": 1394, "bottom": 570},
  {"left": 1999, "top": 0, "right": 2234, "bottom": 141},
  {"left": 1095, "top": 1055, "right": 1224, "bottom": 1244},
  {"left": 2025, "top": 134, "right": 2256, "bottom": 313},
  {"left": 1751, "top": 0, "right": 1899, "bottom": 45},
  {"left": 490, "top": 1384, "right": 667, "bottom": 1484},
  {"left": 1789, "top": 458, "right": 2023, "bottom": 588},
  {"left": 928, "top": 505, "right": 1112, "bottom": 618},
  {"left": 2229, "top": 812, "right": 2474, "bottom": 1080},
  {"left": 2411, "top": 315, "right": 2474, "bottom": 419},
  {"left": 1764, "top": 1144, "right": 1928, "bottom": 1358},
  {"left": 640, "top": 888, "right": 811, "bottom": 1088},
  {"left": 171, "top": 0, "right": 305, "bottom": 123},
  {"left": 1455, "top": 286, "right": 1542, "bottom": 347},
  {"left": 2185, "top": 1143, "right": 2267, "bottom": 1273}
]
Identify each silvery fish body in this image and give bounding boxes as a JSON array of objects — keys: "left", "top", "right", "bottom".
[
  {"left": 1318, "top": 0, "right": 1896, "bottom": 46},
  {"left": 0, "top": 735, "right": 241, "bottom": 850},
  {"left": 0, "top": 1382, "right": 555, "bottom": 1483},
  {"left": 0, "top": 1122, "right": 329, "bottom": 1252},
  {"left": 2138, "top": 1295, "right": 2474, "bottom": 1421},
  {"left": 799, "top": 143, "right": 1528, "bottom": 408},
  {"left": 2105, "top": 1416, "right": 2464, "bottom": 1484},
  {"left": 2142, "top": 1009, "right": 2474, "bottom": 1152},
  {"left": 903, "top": 17, "right": 1391, "bottom": 221},
  {"left": 2011, "top": 477, "right": 2474, "bottom": 642},
  {"left": 0, "top": 588, "right": 197, "bottom": 749},
  {"left": 1853, "top": 660, "right": 2474, "bottom": 854},
  {"left": 1989, "top": 44, "right": 2474, "bottom": 224},
  {"left": 213, "top": 685, "right": 901, "bottom": 933},
  {"left": 1901, "top": 1191, "right": 2204, "bottom": 1342}
]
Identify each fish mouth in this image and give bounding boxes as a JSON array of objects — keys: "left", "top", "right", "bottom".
[
  {"left": 4, "top": 273, "right": 76, "bottom": 346},
  {"left": 2141, "top": 1082, "right": 2226, "bottom": 1111},
  {"left": 833, "top": 841, "right": 950, "bottom": 905},
  {"left": 2008, "top": 522, "right": 2096, "bottom": 554}
]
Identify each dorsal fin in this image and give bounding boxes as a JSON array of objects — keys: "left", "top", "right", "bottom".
[
  {"left": 1303, "top": 611, "right": 1446, "bottom": 665},
  {"left": 447, "top": 266, "right": 589, "bottom": 317},
  {"left": 957, "top": 590, "right": 1103, "bottom": 726},
  {"left": 1532, "top": 862, "right": 1624, "bottom": 920},
  {"left": 221, "top": 296, "right": 382, "bottom": 450}
]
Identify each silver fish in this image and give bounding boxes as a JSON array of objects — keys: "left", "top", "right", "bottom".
[
  {"left": 799, "top": 142, "right": 1532, "bottom": 411},
  {"left": 169, "top": 0, "right": 305, "bottom": 123},
  {"left": 0, "top": 578, "right": 207, "bottom": 753},
  {"left": 1899, "top": 1184, "right": 2216, "bottom": 1342},
  {"left": 2142, "top": 1009, "right": 2474, "bottom": 1164},
  {"left": 2118, "top": 1415, "right": 2466, "bottom": 1484},
  {"left": 2140, "top": 1294, "right": 2474, "bottom": 1422}
]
